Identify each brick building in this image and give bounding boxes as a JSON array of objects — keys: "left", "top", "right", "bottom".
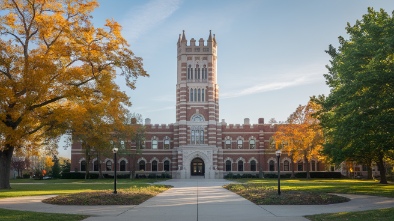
[{"left": 71, "top": 31, "right": 326, "bottom": 178}]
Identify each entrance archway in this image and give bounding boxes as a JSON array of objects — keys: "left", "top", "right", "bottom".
[{"left": 191, "top": 158, "right": 205, "bottom": 176}]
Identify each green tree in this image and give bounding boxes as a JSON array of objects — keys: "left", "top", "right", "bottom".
[
  {"left": 318, "top": 8, "right": 394, "bottom": 184},
  {"left": 0, "top": 0, "right": 147, "bottom": 189},
  {"left": 51, "top": 155, "right": 61, "bottom": 178}
]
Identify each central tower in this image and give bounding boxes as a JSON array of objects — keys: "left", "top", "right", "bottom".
[
  {"left": 175, "top": 30, "right": 219, "bottom": 147},
  {"left": 174, "top": 31, "right": 220, "bottom": 178}
]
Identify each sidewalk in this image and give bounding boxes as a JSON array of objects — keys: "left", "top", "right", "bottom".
[{"left": 1, "top": 179, "right": 394, "bottom": 221}]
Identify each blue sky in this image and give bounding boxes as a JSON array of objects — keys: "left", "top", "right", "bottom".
[{"left": 59, "top": 0, "right": 394, "bottom": 158}]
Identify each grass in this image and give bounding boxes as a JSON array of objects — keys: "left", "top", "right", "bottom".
[
  {"left": 224, "top": 183, "right": 349, "bottom": 205},
  {"left": 306, "top": 208, "right": 394, "bottom": 221},
  {"left": 0, "top": 178, "right": 166, "bottom": 198},
  {"left": 0, "top": 178, "right": 170, "bottom": 221},
  {"left": 0, "top": 208, "right": 88, "bottom": 221},
  {"left": 230, "top": 179, "right": 394, "bottom": 197},
  {"left": 43, "top": 185, "right": 171, "bottom": 205},
  {"left": 226, "top": 179, "right": 394, "bottom": 220}
]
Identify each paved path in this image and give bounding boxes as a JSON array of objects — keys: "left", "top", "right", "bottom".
[{"left": 1, "top": 179, "right": 394, "bottom": 221}]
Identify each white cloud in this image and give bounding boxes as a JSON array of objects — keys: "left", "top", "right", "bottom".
[
  {"left": 121, "top": 0, "right": 182, "bottom": 43},
  {"left": 221, "top": 64, "right": 325, "bottom": 99}
]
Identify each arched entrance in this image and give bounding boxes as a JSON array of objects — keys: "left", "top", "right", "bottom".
[{"left": 191, "top": 158, "right": 205, "bottom": 176}]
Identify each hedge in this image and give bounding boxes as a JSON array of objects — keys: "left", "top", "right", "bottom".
[{"left": 225, "top": 172, "right": 342, "bottom": 179}]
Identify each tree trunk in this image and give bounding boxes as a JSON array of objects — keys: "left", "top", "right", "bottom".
[
  {"left": 97, "top": 153, "right": 104, "bottom": 179},
  {"left": 290, "top": 158, "right": 295, "bottom": 178},
  {"left": 0, "top": 145, "right": 14, "bottom": 189},
  {"left": 377, "top": 154, "right": 387, "bottom": 184},
  {"left": 85, "top": 148, "right": 90, "bottom": 179},
  {"left": 366, "top": 158, "right": 373, "bottom": 180},
  {"left": 305, "top": 156, "right": 311, "bottom": 179}
]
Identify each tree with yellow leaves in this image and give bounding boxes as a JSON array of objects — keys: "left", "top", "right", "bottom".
[
  {"left": 273, "top": 99, "right": 324, "bottom": 179},
  {"left": 0, "top": 0, "right": 147, "bottom": 189}
]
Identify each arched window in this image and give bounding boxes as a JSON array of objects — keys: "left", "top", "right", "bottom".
[
  {"left": 93, "top": 160, "right": 99, "bottom": 171},
  {"left": 194, "top": 88, "right": 197, "bottom": 101},
  {"left": 226, "top": 160, "right": 232, "bottom": 171},
  {"left": 249, "top": 139, "right": 256, "bottom": 149},
  {"left": 203, "top": 65, "right": 207, "bottom": 79},
  {"left": 250, "top": 160, "right": 257, "bottom": 171},
  {"left": 80, "top": 160, "right": 86, "bottom": 171},
  {"left": 152, "top": 160, "right": 158, "bottom": 171},
  {"left": 164, "top": 160, "right": 170, "bottom": 171},
  {"left": 269, "top": 160, "right": 275, "bottom": 171},
  {"left": 106, "top": 161, "right": 112, "bottom": 171},
  {"left": 139, "top": 161, "right": 146, "bottom": 171},
  {"left": 195, "top": 64, "right": 200, "bottom": 79},
  {"left": 190, "top": 88, "right": 193, "bottom": 102},
  {"left": 298, "top": 161, "right": 303, "bottom": 171},
  {"left": 120, "top": 160, "right": 126, "bottom": 171},
  {"left": 188, "top": 65, "right": 192, "bottom": 79},
  {"left": 198, "top": 89, "right": 201, "bottom": 101},
  {"left": 284, "top": 160, "right": 290, "bottom": 171},
  {"left": 202, "top": 89, "right": 205, "bottom": 101},
  {"left": 195, "top": 65, "right": 199, "bottom": 79},
  {"left": 311, "top": 160, "right": 316, "bottom": 171},
  {"left": 238, "top": 160, "right": 244, "bottom": 171}
]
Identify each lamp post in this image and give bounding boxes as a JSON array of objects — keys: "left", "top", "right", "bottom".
[
  {"left": 276, "top": 149, "right": 282, "bottom": 195},
  {"left": 112, "top": 147, "right": 118, "bottom": 194}
]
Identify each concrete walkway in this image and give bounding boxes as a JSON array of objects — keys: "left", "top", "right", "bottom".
[{"left": 1, "top": 179, "right": 394, "bottom": 221}]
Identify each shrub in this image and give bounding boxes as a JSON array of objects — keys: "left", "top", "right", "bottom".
[
  {"left": 61, "top": 172, "right": 98, "bottom": 179},
  {"left": 294, "top": 172, "right": 342, "bottom": 178}
]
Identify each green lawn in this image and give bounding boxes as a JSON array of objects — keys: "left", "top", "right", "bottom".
[
  {"left": 0, "top": 208, "right": 88, "bottom": 221},
  {"left": 229, "top": 178, "right": 394, "bottom": 221},
  {"left": 0, "top": 178, "right": 168, "bottom": 220},
  {"left": 232, "top": 179, "right": 394, "bottom": 197},
  {"left": 1, "top": 178, "right": 164, "bottom": 198},
  {"left": 306, "top": 208, "right": 394, "bottom": 221}
]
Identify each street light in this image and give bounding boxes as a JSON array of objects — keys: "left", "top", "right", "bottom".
[
  {"left": 276, "top": 149, "right": 282, "bottom": 195},
  {"left": 112, "top": 147, "right": 118, "bottom": 194}
]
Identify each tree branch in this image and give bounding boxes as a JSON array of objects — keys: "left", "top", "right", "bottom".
[{"left": 29, "top": 96, "right": 65, "bottom": 111}]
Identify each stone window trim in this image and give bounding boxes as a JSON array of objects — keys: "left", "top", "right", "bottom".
[
  {"left": 237, "top": 160, "right": 244, "bottom": 172},
  {"left": 284, "top": 160, "right": 290, "bottom": 171},
  {"left": 237, "top": 136, "right": 244, "bottom": 149},
  {"left": 80, "top": 159, "right": 86, "bottom": 172},
  {"left": 250, "top": 160, "right": 257, "bottom": 171},
  {"left": 225, "top": 160, "right": 232, "bottom": 171},
  {"left": 139, "top": 160, "right": 146, "bottom": 171},
  {"left": 152, "top": 160, "right": 158, "bottom": 172},
  {"left": 105, "top": 160, "right": 112, "bottom": 171},
  {"left": 164, "top": 160, "right": 171, "bottom": 171},
  {"left": 163, "top": 136, "right": 171, "bottom": 149},
  {"left": 190, "top": 125, "right": 205, "bottom": 145},
  {"left": 224, "top": 136, "right": 232, "bottom": 149},
  {"left": 151, "top": 136, "right": 158, "bottom": 149}
]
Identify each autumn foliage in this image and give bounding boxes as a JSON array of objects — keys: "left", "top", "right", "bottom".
[
  {"left": 0, "top": 0, "right": 147, "bottom": 189},
  {"left": 273, "top": 100, "right": 324, "bottom": 178}
]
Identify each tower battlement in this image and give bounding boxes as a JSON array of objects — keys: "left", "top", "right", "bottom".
[{"left": 177, "top": 30, "right": 217, "bottom": 55}]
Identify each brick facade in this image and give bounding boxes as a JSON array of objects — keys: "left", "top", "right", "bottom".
[{"left": 70, "top": 31, "right": 327, "bottom": 178}]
